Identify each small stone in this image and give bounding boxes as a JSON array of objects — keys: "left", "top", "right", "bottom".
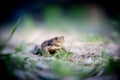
[{"left": 85, "top": 58, "right": 94, "bottom": 64}]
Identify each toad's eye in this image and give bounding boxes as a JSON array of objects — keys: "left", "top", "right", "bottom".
[{"left": 54, "top": 37, "right": 58, "bottom": 40}]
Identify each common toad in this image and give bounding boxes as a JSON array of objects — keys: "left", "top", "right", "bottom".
[{"left": 34, "top": 36, "right": 65, "bottom": 55}]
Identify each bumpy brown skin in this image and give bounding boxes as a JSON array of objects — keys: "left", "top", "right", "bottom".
[{"left": 41, "top": 36, "right": 65, "bottom": 55}]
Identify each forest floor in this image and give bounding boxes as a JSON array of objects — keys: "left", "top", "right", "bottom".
[{"left": 0, "top": 26, "right": 120, "bottom": 80}]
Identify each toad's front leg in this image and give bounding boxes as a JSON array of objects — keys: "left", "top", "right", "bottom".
[
  {"left": 61, "top": 46, "right": 66, "bottom": 51},
  {"left": 42, "top": 46, "right": 51, "bottom": 57}
]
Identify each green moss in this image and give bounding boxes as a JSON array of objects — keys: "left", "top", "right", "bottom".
[{"left": 54, "top": 50, "right": 73, "bottom": 60}]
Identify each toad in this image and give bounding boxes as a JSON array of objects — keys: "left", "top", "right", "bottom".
[{"left": 34, "top": 36, "right": 65, "bottom": 55}]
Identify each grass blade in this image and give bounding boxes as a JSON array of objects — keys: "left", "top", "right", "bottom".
[
  {"left": 0, "top": 17, "right": 22, "bottom": 51},
  {"left": 9, "top": 16, "right": 22, "bottom": 39}
]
